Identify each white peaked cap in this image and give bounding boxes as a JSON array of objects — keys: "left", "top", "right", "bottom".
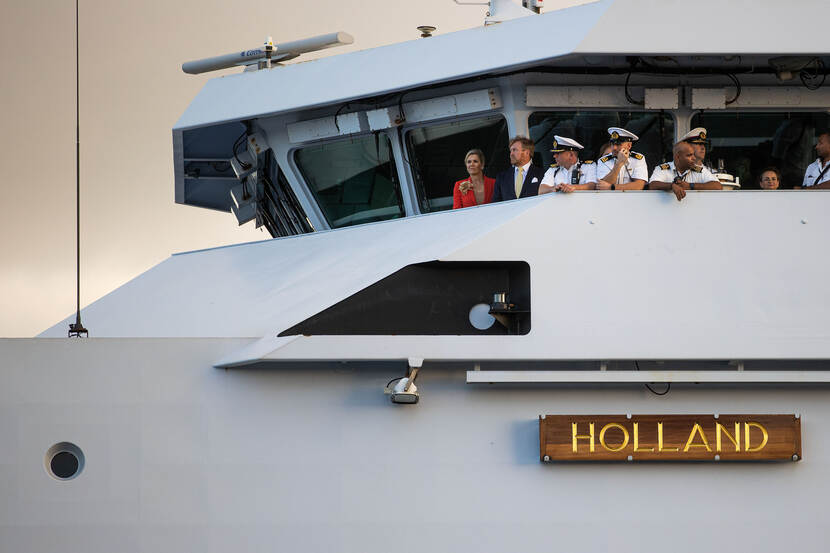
[
  {"left": 607, "top": 127, "right": 639, "bottom": 142},
  {"left": 681, "top": 127, "right": 709, "bottom": 143},
  {"left": 551, "top": 135, "right": 585, "bottom": 152}
]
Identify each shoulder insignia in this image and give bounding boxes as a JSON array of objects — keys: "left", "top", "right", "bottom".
[
  {"left": 600, "top": 154, "right": 614, "bottom": 163},
  {"left": 549, "top": 163, "right": 559, "bottom": 168},
  {"left": 660, "top": 163, "right": 670, "bottom": 170},
  {"left": 582, "top": 159, "right": 594, "bottom": 164},
  {"left": 630, "top": 152, "right": 644, "bottom": 160}
]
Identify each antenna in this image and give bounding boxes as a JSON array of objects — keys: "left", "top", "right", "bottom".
[
  {"left": 68, "top": 0, "right": 88, "bottom": 338},
  {"left": 182, "top": 32, "right": 354, "bottom": 75}
]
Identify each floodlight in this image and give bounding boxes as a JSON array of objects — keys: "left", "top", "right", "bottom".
[
  {"left": 385, "top": 360, "right": 422, "bottom": 405},
  {"left": 390, "top": 378, "right": 419, "bottom": 404}
]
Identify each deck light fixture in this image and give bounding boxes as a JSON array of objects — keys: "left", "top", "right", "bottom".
[{"left": 385, "top": 358, "right": 423, "bottom": 404}]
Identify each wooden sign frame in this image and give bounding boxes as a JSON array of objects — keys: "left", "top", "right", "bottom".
[{"left": 539, "top": 414, "right": 801, "bottom": 462}]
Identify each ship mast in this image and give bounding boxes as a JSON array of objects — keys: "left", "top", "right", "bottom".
[{"left": 68, "top": 0, "right": 88, "bottom": 338}]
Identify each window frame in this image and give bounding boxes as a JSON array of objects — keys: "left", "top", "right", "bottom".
[
  {"left": 401, "top": 111, "right": 512, "bottom": 214},
  {"left": 688, "top": 107, "right": 830, "bottom": 189},
  {"left": 290, "top": 130, "right": 408, "bottom": 229},
  {"left": 527, "top": 108, "right": 680, "bottom": 170}
]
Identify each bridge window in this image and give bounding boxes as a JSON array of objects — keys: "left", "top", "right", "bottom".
[
  {"left": 294, "top": 134, "right": 403, "bottom": 229},
  {"left": 529, "top": 111, "right": 675, "bottom": 169},
  {"left": 691, "top": 112, "right": 830, "bottom": 189},
  {"left": 406, "top": 115, "right": 510, "bottom": 213}
]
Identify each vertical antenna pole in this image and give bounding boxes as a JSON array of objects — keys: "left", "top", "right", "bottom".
[{"left": 69, "top": 0, "right": 88, "bottom": 338}]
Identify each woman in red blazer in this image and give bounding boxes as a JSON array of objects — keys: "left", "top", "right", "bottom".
[{"left": 453, "top": 149, "right": 495, "bottom": 209}]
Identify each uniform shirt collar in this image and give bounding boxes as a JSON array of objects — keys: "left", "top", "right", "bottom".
[{"left": 673, "top": 162, "right": 693, "bottom": 176}]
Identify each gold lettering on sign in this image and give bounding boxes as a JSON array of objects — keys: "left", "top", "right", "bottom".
[
  {"left": 572, "top": 422, "right": 595, "bottom": 452},
  {"left": 744, "top": 422, "right": 769, "bottom": 452},
  {"left": 541, "top": 415, "right": 799, "bottom": 461},
  {"left": 657, "top": 422, "right": 679, "bottom": 452},
  {"left": 683, "top": 423, "right": 712, "bottom": 452},
  {"left": 599, "top": 423, "right": 630, "bottom": 452},
  {"left": 633, "top": 422, "right": 654, "bottom": 452},
  {"left": 716, "top": 422, "right": 741, "bottom": 452}
]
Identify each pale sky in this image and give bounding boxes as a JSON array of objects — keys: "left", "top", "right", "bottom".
[{"left": 1, "top": 0, "right": 507, "bottom": 337}]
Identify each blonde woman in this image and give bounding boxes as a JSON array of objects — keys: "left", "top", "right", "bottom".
[{"left": 453, "top": 149, "right": 495, "bottom": 209}]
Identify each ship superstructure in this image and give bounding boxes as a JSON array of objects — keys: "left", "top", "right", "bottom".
[
  {"left": 173, "top": 0, "right": 829, "bottom": 235},
  {"left": 5, "top": 1, "right": 830, "bottom": 551}
]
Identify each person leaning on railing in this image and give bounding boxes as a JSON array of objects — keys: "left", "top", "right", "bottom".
[
  {"left": 648, "top": 142, "right": 722, "bottom": 201},
  {"left": 681, "top": 127, "right": 713, "bottom": 173},
  {"left": 538, "top": 135, "right": 596, "bottom": 194},
  {"left": 453, "top": 149, "right": 495, "bottom": 209}
]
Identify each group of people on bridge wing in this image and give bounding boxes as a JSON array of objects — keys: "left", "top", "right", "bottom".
[{"left": 452, "top": 127, "right": 830, "bottom": 207}]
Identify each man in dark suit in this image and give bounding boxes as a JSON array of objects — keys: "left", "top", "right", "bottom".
[{"left": 491, "top": 136, "right": 545, "bottom": 202}]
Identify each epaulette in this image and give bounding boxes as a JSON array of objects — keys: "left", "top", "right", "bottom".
[
  {"left": 660, "top": 163, "right": 670, "bottom": 170},
  {"left": 582, "top": 159, "right": 594, "bottom": 164},
  {"left": 630, "top": 152, "right": 644, "bottom": 160},
  {"left": 600, "top": 154, "right": 614, "bottom": 163},
  {"left": 549, "top": 163, "right": 559, "bottom": 168}
]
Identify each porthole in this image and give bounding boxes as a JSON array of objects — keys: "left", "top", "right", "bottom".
[
  {"left": 45, "top": 442, "right": 84, "bottom": 481},
  {"left": 469, "top": 303, "right": 495, "bottom": 330}
]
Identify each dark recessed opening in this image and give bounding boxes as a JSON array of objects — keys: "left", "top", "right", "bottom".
[
  {"left": 45, "top": 442, "right": 84, "bottom": 481},
  {"left": 50, "top": 451, "right": 79, "bottom": 479},
  {"left": 279, "top": 260, "right": 531, "bottom": 336}
]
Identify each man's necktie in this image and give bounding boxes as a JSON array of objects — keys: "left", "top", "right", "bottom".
[{"left": 514, "top": 167, "right": 524, "bottom": 198}]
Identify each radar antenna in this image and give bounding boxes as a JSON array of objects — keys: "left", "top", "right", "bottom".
[{"left": 182, "top": 32, "right": 354, "bottom": 75}]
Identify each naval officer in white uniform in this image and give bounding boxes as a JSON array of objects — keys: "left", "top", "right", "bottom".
[
  {"left": 801, "top": 131, "right": 830, "bottom": 189},
  {"left": 680, "top": 127, "right": 712, "bottom": 172},
  {"left": 538, "top": 135, "right": 596, "bottom": 194},
  {"left": 596, "top": 127, "right": 648, "bottom": 190},
  {"left": 649, "top": 141, "right": 722, "bottom": 201}
]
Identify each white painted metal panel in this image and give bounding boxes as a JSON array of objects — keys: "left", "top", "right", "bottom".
[
  {"left": 366, "top": 89, "right": 502, "bottom": 131},
  {"left": 286, "top": 111, "right": 363, "bottom": 142},
  {"left": 692, "top": 88, "right": 726, "bottom": 110},
  {"left": 526, "top": 85, "right": 628, "bottom": 107},
  {"left": 3, "top": 338, "right": 830, "bottom": 553},
  {"left": 366, "top": 107, "right": 400, "bottom": 131},
  {"left": 644, "top": 88, "right": 679, "bottom": 110},
  {"left": 406, "top": 96, "right": 458, "bottom": 121},
  {"left": 574, "top": 0, "right": 830, "bottom": 55},
  {"left": 731, "top": 87, "right": 830, "bottom": 108}
]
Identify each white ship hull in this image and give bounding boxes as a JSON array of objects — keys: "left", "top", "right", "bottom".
[{"left": 3, "top": 337, "right": 828, "bottom": 553}]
